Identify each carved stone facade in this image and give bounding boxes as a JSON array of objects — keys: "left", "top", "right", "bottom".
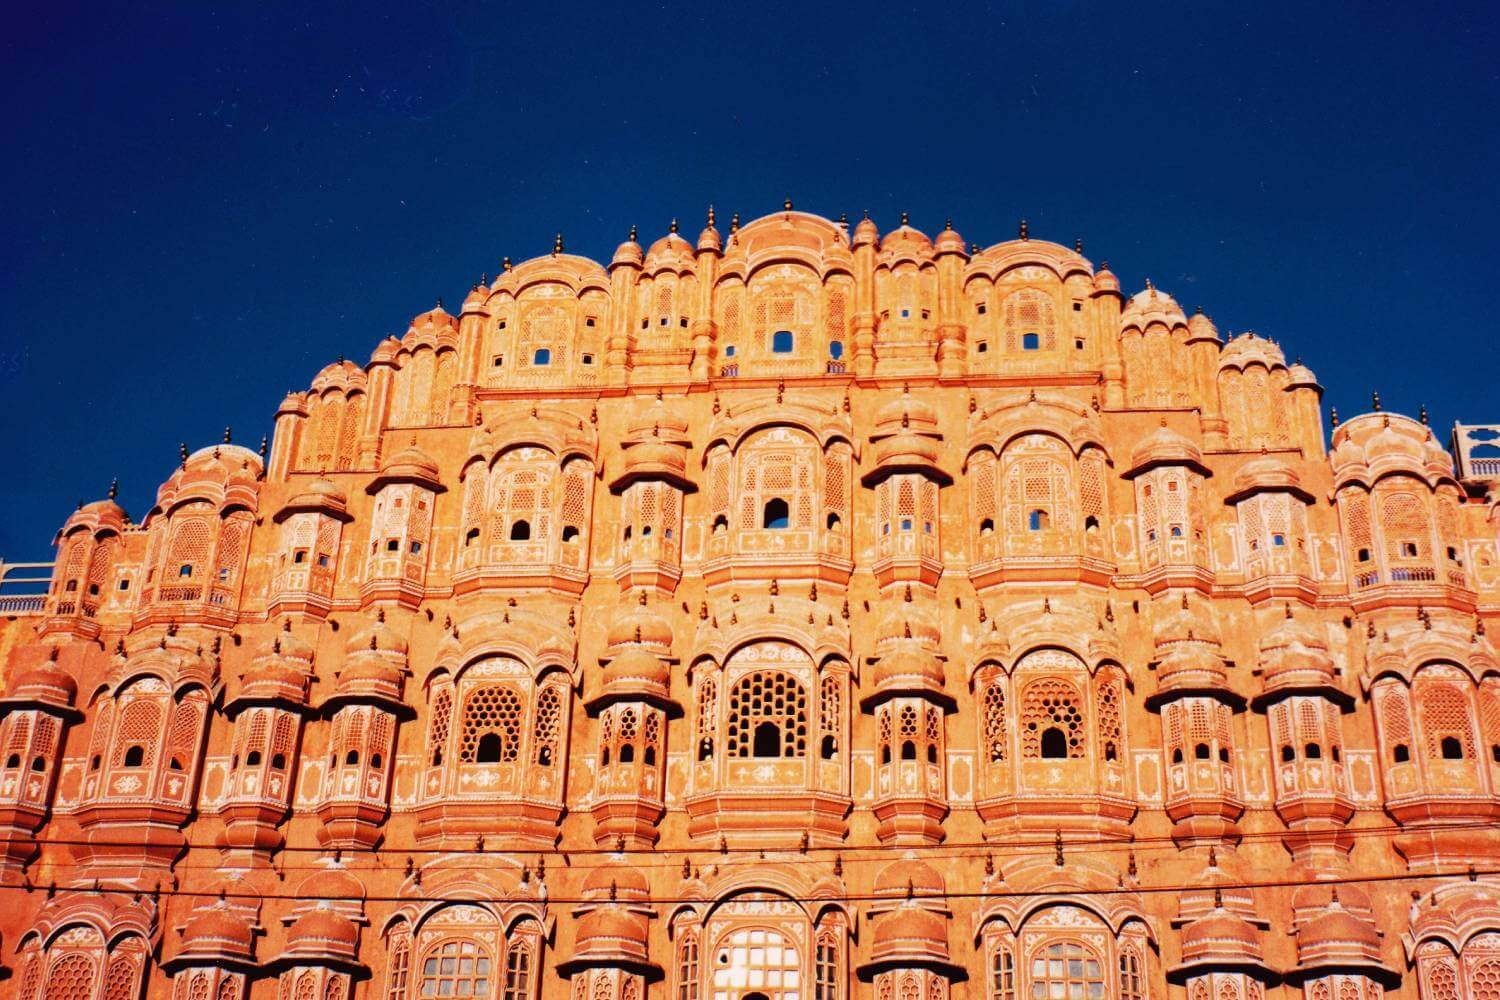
[{"left": 4, "top": 208, "right": 1500, "bottom": 998}]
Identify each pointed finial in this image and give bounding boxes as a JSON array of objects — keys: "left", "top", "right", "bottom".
[
  {"left": 839, "top": 212, "right": 848, "bottom": 225},
  {"left": 706, "top": 205, "right": 716, "bottom": 227},
  {"left": 223, "top": 426, "right": 232, "bottom": 445},
  {"left": 1208, "top": 845, "right": 1219, "bottom": 868},
  {"left": 628, "top": 224, "right": 637, "bottom": 243},
  {"left": 900, "top": 211, "right": 909, "bottom": 226},
  {"left": 108, "top": 478, "right": 118, "bottom": 501},
  {"left": 1420, "top": 403, "right": 1429, "bottom": 425},
  {"left": 784, "top": 197, "right": 793, "bottom": 211},
  {"left": 435, "top": 297, "right": 443, "bottom": 310},
  {"left": 1054, "top": 829, "right": 1064, "bottom": 866},
  {"left": 503, "top": 256, "right": 512, "bottom": 271},
  {"left": 1372, "top": 391, "right": 1382, "bottom": 412},
  {"left": 1075, "top": 237, "right": 1083, "bottom": 253},
  {"left": 1144, "top": 276, "right": 1154, "bottom": 291},
  {"left": 553, "top": 232, "right": 564, "bottom": 255},
  {"left": 903, "top": 583, "right": 913, "bottom": 603},
  {"left": 1213, "top": 886, "right": 1224, "bottom": 909},
  {"left": 730, "top": 213, "right": 740, "bottom": 233},
  {"left": 669, "top": 218, "right": 679, "bottom": 234},
  {"left": 1019, "top": 218, "right": 1029, "bottom": 240},
  {"left": 1330, "top": 406, "right": 1340, "bottom": 428},
  {"left": 180, "top": 442, "right": 189, "bottom": 465},
  {"left": 944, "top": 217, "right": 953, "bottom": 231}
]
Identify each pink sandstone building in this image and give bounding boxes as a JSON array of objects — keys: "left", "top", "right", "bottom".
[{"left": 2, "top": 207, "right": 1499, "bottom": 999}]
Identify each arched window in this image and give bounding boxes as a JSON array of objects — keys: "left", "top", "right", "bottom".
[
  {"left": 982, "top": 680, "right": 1007, "bottom": 763},
  {"left": 419, "top": 940, "right": 492, "bottom": 998},
  {"left": 727, "top": 672, "right": 807, "bottom": 759},
  {"left": 763, "top": 498, "right": 790, "bottom": 529},
  {"left": 1020, "top": 677, "right": 1085, "bottom": 759},
  {"left": 459, "top": 685, "right": 524, "bottom": 764},
  {"left": 1027, "top": 509, "right": 1049, "bottom": 531},
  {"left": 123, "top": 745, "right": 145, "bottom": 767},
  {"left": 1022, "top": 332, "right": 1040, "bottom": 351},
  {"left": 829, "top": 340, "right": 844, "bottom": 360},
  {"left": 772, "top": 330, "right": 795, "bottom": 353},
  {"left": 1029, "top": 942, "right": 1104, "bottom": 997},
  {"left": 509, "top": 520, "right": 531, "bottom": 541},
  {"left": 532, "top": 348, "right": 551, "bottom": 366}
]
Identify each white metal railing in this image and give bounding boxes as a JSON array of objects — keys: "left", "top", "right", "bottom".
[{"left": 0, "top": 559, "right": 54, "bottom": 615}]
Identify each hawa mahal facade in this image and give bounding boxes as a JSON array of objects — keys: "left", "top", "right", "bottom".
[{"left": 3, "top": 207, "right": 1500, "bottom": 1000}]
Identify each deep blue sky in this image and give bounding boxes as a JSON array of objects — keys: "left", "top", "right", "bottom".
[{"left": 3, "top": 2, "right": 1497, "bottom": 560}]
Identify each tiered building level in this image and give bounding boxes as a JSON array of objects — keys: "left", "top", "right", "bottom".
[{"left": 3, "top": 208, "right": 1500, "bottom": 999}]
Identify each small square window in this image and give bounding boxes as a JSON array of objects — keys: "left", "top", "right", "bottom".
[
  {"left": 417, "top": 500, "right": 426, "bottom": 510},
  {"left": 901, "top": 518, "right": 912, "bottom": 530},
  {"left": 293, "top": 550, "right": 308, "bottom": 564},
  {"left": 680, "top": 316, "right": 689, "bottom": 328},
  {"left": 1075, "top": 338, "right": 1085, "bottom": 350},
  {"left": 725, "top": 345, "right": 736, "bottom": 358},
  {"left": 1022, "top": 332, "right": 1040, "bottom": 350},
  {"left": 882, "top": 523, "right": 890, "bottom": 535},
  {"left": 533, "top": 348, "right": 552, "bottom": 365},
  {"left": 410, "top": 541, "right": 422, "bottom": 554},
  {"left": 829, "top": 341, "right": 844, "bottom": 360},
  {"left": 977, "top": 341, "right": 989, "bottom": 353},
  {"left": 1401, "top": 541, "right": 1418, "bottom": 557},
  {"left": 900, "top": 309, "right": 910, "bottom": 318},
  {"left": 386, "top": 539, "right": 400, "bottom": 552},
  {"left": 771, "top": 330, "right": 794, "bottom": 353},
  {"left": 660, "top": 316, "right": 669, "bottom": 326},
  {"left": 218, "top": 568, "right": 230, "bottom": 581},
  {"left": 1272, "top": 534, "right": 1286, "bottom": 547},
  {"left": 920, "top": 309, "right": 930, "bottom": 320},
  {"left": 317, "top": 554, "right": 330, "bottom": 567},
  {"left": 1073, "top": 302, "right": 1082, "bottom": 312},
  {"left": 924, "top": 522, "right": 932, "bottom": 533},
  {"left": 640, "top": 318, "right": 649, "bottom": 329},
  {"left": 498, "top": 320, "right": 507, "bottom": 330},
  {"left": 492, "top": 355, "right": 505, "bottom": 367},
  {"left": 582, "top": 353, "right": 594, "bottom": 365},
  {"left": 976, "top": 303, "right": 987, "bottom": 315},
  {"left": 119, "top": 579, "right": 130, "bottom": 591},
  {"left": 585, "top": 317, "right": 596, "bottom": 327}
]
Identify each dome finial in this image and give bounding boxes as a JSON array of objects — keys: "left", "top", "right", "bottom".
[
  {"left": 784, "top": 196, "right": 793, "bottom": 211},
  {"left": 1018, "top": 218, "right": 1029, "bottom": 240},
  {"left": 1144, "top": 276, "right": 1154, "bottom": 291},
  {"left": 706, "top": 204, "right": 715, "bottom": 227},
  {"left": 628, "top": 224, "right": 638, "bottom": 243},
  {"left": 223, "top": 425, "right": 232, "bottom": 445},
  {"left": 179, "top": 442, "right": 189, "bottom": 466},
  {"left": 1420, "top": 402, "right": 1429, "bottom": 425},
  {"left": 502, "top": 256, "right": 512, "bottom": 271},
  {"left": 669, "top": 217, "right": 679, "bottom": 234},
  {"left": 1330, "top": 406, "right": 1340, "bottom": 428},
  {"left": 900, "top": 210, "right": 909, "bottom": 226},
  {"left": 730, "top": 213, "right": 740, "bottom": 234},
  {"left": 1075, "top": 236, "right": 1083, "bottom": 253},
  {"left": 553, "top": 232, "right": 564, "bottom": 255},
  {"left": 1372, "top": 390, "right": 1382, "bottom": 412},
  {"left": 944, "top": 217, "right": 953, "bottom": 231},
  {"left": 108, "top": 478, "right": 118, "bottom": 501}
]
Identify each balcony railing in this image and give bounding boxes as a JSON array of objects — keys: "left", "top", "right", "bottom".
[{"left": 0, "top": 559, "right": 54, "bottom": 617}]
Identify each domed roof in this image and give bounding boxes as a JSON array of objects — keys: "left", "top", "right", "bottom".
[
  {"left": 1330, "top": 411, "right": 1455, "bottom": 489},
  {"left": 871, "top": 906, "right": 950, "bottom": 964},
  {"left": 933, "top": 222, "right": 966, "bottom": 256},
  {"left": 867, "top": 643, "right": 948, "bottom": 705},
  {"left": 697, "top": 213, "right": 723, "bottom": 253},
  {"left": 645, "top": 226, "right": 694, "bottom": 266},
  {"left": 583, "top": 860, "right": 650, "bottom": 901},
  {"left": 1152, "top": 594, "right": 1222, "bottom": 647},
  {"left": 879, "top": 220, "right": 933, "bottom": 258},
  {"left": 565, "top": 907, "right": 651, "bottom": 970},
  {"left": 876, "top": 593, "right": 941, "bottom": 649},
  {"left": 346, "top": 612, "right": 408, "bottom": 657},
  {"left": 1126, "top": 421, "right": 1208, "bottom": 477},
  {"left": 1186, "top": 309, "right": 1220, "bottom": 344},
  {"left": 1093, "top": 263, "right": 1120, "bottom": 294},
  {"left": 275, "top": 477, "right": 351, "bottom": 522},
  {"left": 1178, "top": 908, "right": 1263, "bottom": 966},
  {"left": 595, "top": 646, "right": 672, "bottom": 708},
  {"left": 370, "top": 440, "right": 442, "bottom": 491},
  {"left": 1154, "top": 645, "right": 1230, "bottom": 697},
  {"left": 284, "top": 905, "right": 359, "bottom": 961},
  {"left": 627, "top": 397, "right": 690, "bottom": 441},
  {"left": 852, "top": 214, "right": 879, "bottom": 247},
  {"left": 874, "top": 395, "right": 939, "bottom": 435},
  {"left": 611, "top": 227, "right": 644, "bottom": 268},
  {"left": 873, "top": 855, "right": 945, "bottom": 897},
  {"left": 2, "top": 659, "right": 78, "bottom": 712},
  {"left": 179, "top": 903, "right": 255, "bottom": 960},
  {"left": 605, "top": 595, "right": 674, "bottom": 653},
  {"left": 1220, "top": 331, "right": 1287, "bottom": 370},
  {"left": 1121, "top": 283, "right": 1188, "bottom": 329},
  {"left": 1255, "top": 611, "right": 1343, "bottom": 705},
  {"left": 1227, "top": 453, "right": 1310, "bottom": 502}
]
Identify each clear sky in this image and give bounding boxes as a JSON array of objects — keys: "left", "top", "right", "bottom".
[{"left": 2, "top": 2, "right": 1497, "bottom": 559}]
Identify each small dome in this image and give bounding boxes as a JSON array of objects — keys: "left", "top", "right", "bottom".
[
  {"left": 1154, "top": 645, "right": 1229, "bottom": 694},
  {"left": 605, "top": 598, "right": 674, "bottom": 652},
  {"left": 1093, "top": 264, "right": 1120, "bottom": 294},
  {"left": 1121, "top": 284, "right": 1188, "bottom": 329},
  {"left": 1286, "top": 363, "right": 1319, "bottom": 388},
  {"left": 1127, "top": 422, "right": 1206, "bottom": 477},
  {"left": 1229, "top": 454, "right": 1306, "bottom": 501},
  {"left": 879, "top": 221, "right": 933, "bottom": 258},
  {"left": 645, "top": 229, "right": 694, "bottom": 266},
  {"left": 1299, "top": 906, "right": 1379, "bottom": 951},
  {"left": 1220, "top": 331, "right": 1287, "bottom": 370},
  {"left": 1179, "top": 909, "right": 1262, "bottom": 965},
  {"left": 346, "top": 614, "right": 408, "bottom": 657},
  {"left": 626, "top": 398, "right": 691, "bottom": 441},
  {"left": 697, "top": 221, "right": 722, "bottom": 253},
  {"left": 873, "top": 855, "right": 945, "bottom": 897},
  {"left": 376, "top": 442, "right": 440, "bottom": 485},
  {"left": 1187, "top": 309, "right": 1220, "bottom": 343},
  {"left": 276, "top": 477, "right": 350, "bottom": 521},
  {"left": 583, "top": 860, "right": 650, "bottom": 901},
  {"left": 4, "top": 661, "right": 77, "bottom": 709},
  {"left": 874, "top": 395, "right": 939, "bottom": 435},
  {"left": 332, "top": 654, "right": 405, "bottom": 704},
  {"left": 597, "top": 646, "right": 672, "bottom": 705},
  {"left": 180, "top": 904, "right": 255, "bottom": 960},
  {"left": 573, "top": 907, "right": 650, "bottom": 965},
  {"left": 871, "top": 644, "right": 946, "bottom": 693},
  {"left": 877, "top": 597, "right": 940, "bottom": 649},
  {"left": 933, "top": 223, "right": 966, "bottom": 256},
  {"left": 285, "top": 906, "right": 359, "bottom": 960},
  {"left": 871, "top": 907, "right": 949, "bottom": 963},
  {"left": 852, "top": 215, "right": 879, "bottom": 246},
  {"left": 611, "top": 231, "right": 644, "bottom": 268}
]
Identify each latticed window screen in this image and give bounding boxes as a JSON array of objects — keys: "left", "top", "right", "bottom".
[
  {"left": 168, "top": 515, "right": 214, "bottom": 573},
  {"left": 1377, "top": 686, "right": 1413, "bottom": 750},
  {"left": 983, "top": 681, "right": 1007, "bottom": 763},
  {"left": 1420, "top": 683, "right": 1476, "bottom": 759},
  {"left": 102, "top": 955, "right": 139, "bottom": 1000},
  {"left": 534, "top": 686, "right": 562, "bottom": 766},
  {"left": 1096, "top": 675, "right": 1123, "bottom": 760},
  {"left": 114, "top": 699, "right": 162, "bottom": 768},
  {"left": 336, "top": 394, "right": 362, "bottom": 470},
  {"left": 1379, "top": 490, "right": 1429, "bottom": 561},
  {"left": 1019, "top": 679, "right": 1086, "bottom": 758},
  {"left": 1341, "top": 491, "right": 1372, "bottom": 557},
  {"left": 1001, "top": 288, "right": 1056, "bottom": 352},
  {"left": 696, "top": 679, "right": 717, "bottom": 757},
  {"left": 169, "top": 699, "right": 204, "bottom": 768},
  {"left": 561, "top": 460, "right": 592, "bottom": 537},
  {"left": 1423, "top": 959, "right": 1459, "bottom": 1000},
  {"left": 726, "top": 671, "right": 808, "bottom": 758},
  {"left": 428, "top": 690, "right": 453, "bottom": 765},
  {"left": 460, "top": 686, "right": 524, "bottom": 763},
  {"left": 971, "top": 453, "right": 997, "bottom": 528},
  {"left": 819, "top": 674, "right": 841, "bottom": 756},
  {"left": 44, "top": 952, "right": 97, "bottom": 1000},
  {"left": 824, "top": 449, "right": 848, "bottom": 522},
  {"left": 1002, "top": 442, "right": 1073, "bottom": 534},
  {"left": 737, "top": 430, "right": 818, "bottom": 531}
]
